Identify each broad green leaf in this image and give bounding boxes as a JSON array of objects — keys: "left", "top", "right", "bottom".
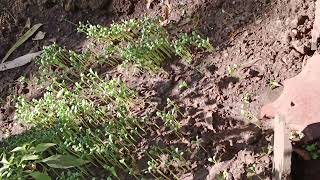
[
  {"left": 10, "top": 146, "right": 24, "bottom": 152},
  {"left": 11, "top": 144, "right": 29, "bottom": 153},
  {"left": 0, "top": 154, "right": 9, "bottom": 165},
  {"left": 34, "top": 143, "right": 56, "bottom": 153},
  {"left": 41, "top": 155, "right": 88, "bottom": 169},
  {"left": 29, "top": 171, "right": 51, "bottom": 180},
  {"left": 0, "top": 164, "right": 9, "bottom": 174},
  {"left": 21, "top": 155, "right": 40, "bottom": 162},
  {"left": 2, "top": 23, "right": 43, "bottom": 63}
]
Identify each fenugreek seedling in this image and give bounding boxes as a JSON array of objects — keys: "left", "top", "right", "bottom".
[
  {"left": 240, "top": 93, "right": 261, "bottom": 127},
  {"left": 156, "top": 99, "right": 182, "bottom": 134},
  {"left": 174, "top": 32, "right": 214, "bottom": 63},
  {"left": 208, "top": 154, "right": 221, "bottom": 165},
  {"left": 269, "top": 80, "right": 282, "bottom": 89},
  {"left": 289, "top": 131, "right": 304, "bottom": 141},
  {"left": 217, "top": 170, "right": 230, "bottom": 180},
  {"left": 261, "top": 145, "right": 273, "bottom": 155},
  {"left": 6, "top": 16, "right": 215, "bottom": 179},
  {"left": 14, "top": 71, "right": 146, "bottom": 178},
  {"left": 246, "top": 164, "right": 262, "bottom": 180},
  {"left": 191, "top": 135, "right": 203, "bottom": 148},
  {"left": 227, "top": 64, "right": 240, "bottom": 77},
  {"left": 79, "top": 17, "right": 173, "bottom": 72},
  {"left": 17, "top": 76, "right": 28, "bottom": 84},
  {"left": 178, "top": 81, "right": 189, "bottom": 89},
  {"left": 145, "top": 146, "right": 190, "bottom": 179},
  {"left": 37, "top": 44, "right": 100, "bottom": 83},
  {"left": 78, "top": 17, "right": 213, "bottom": 72},
  {"left": 243, "top": 93, "right": 251, "bottom": 104}
]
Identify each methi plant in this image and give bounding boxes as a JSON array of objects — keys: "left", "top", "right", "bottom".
[
  {"left": 5, "top": 16, "right": 215, "bottom": 179},
  {"left": 37, "top": 44, "right": 101, "bottom": 83},
  {"left": 156, "top": 98, "right": 183, "bottom": 134},
  {"left": 174, "top": 32, "right": 213, "bottom": 63},
  {"left": 78, "top": 17, "right": 214, "bottom": 72},
  {"left": 145, "top": 146, "right": 191, "bottom": 179},
  {"left": 14, "top": 71, "right": 145, "bottom": 178},
  {"left": 0, "top": 142, "right": 87, "bottom": 180}
]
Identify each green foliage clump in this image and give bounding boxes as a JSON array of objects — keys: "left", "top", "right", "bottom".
[
  {"left": 16, "top": 70, "right": 134, "bottom": 127},
  {"left": 37, "top": 44, "right": 96, "bottom": 83},
  {"left": 146, "top": 146, "right": 190, "bottom": 179},
  {"left": 174, "top": 32, "right": 213, "bottom": 63},
  {"left": 0, "top": 143, "right": 87, "bottom": 180},
  {"left": 2, "top": 16, "right": 215, "bottom": 179},
  {"left": 156, "top": 99, "right": 182, "bottom": 132},
  {"left": 12, "top": 70, "right": 145, "bottom": 178},
  {"left": 305, "top": 144, "right": 320, "bottom": 160},
  {"left": 78, "top": 17, "right": 214, "bottom": 72}
]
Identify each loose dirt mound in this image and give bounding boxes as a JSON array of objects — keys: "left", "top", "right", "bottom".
[{"left": 0, "top": 0, "right": 318, "bottom": 179}]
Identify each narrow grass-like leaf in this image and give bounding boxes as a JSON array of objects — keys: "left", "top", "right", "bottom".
[{"left": 2, "top": 23, "right": 42, "bottom": 63}]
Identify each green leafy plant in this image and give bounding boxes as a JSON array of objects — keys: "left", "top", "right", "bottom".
[
  {"left": 208, "top": 154, "right": 221, "bottom": 165},
  {"left": 4, "top": 15, "right": 214, "bottom": 179},
  {"left": 37, "top": 44, "right": 98, "bottom": 84},
  {"left": 174, "top": 32, "right": 213, "bottom": 63},
  {"left": 227, "top": 64, "right": 240, "bottom": 77},
  {"left": 246, "top": 164, "right": 262, "bottom": 180},
  {"left": 217, "top": 170, "right": 230, "bottom": 180},
  {"left": 145, "top": 146, "right": 190, "bottom": 179},
  {"left": 0, "top": 143, "right": 87, "bottom": 180},
  {"left": 178, "top": 81, "right": 189, "bottom": 89},
  {"left": 269, "top": 80, "right": 282, "bottom": 89},
  {"left": 305, "top": 144, "right": 320, "bottom": 160},
  {"left": 240, "top": 93, "right": 261, "bottom": 127},
  {"left": 13, "top": 70, "right": 146, "bottom": 178},
  {"left": 156, "top": 99, "right": 182, "bottom": 133},
  {"left": 78, "top": 17, "right": 213, "bottom": 72}
]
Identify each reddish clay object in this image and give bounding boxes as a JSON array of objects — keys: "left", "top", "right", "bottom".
[{"left": 261, "top": 55, "right": 320, "bottom": 139}]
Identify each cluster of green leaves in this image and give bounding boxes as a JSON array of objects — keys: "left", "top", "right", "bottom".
[
  {"left": 13, "top": 71, "right": 146, "bottom": 178},
  {"left": 0, "top": 143, "right": 87, "bottom": 180},
  {"left": 2, "top": 16, "right": 214, "bottom": 179},
  {"left": 37, "top": 44, "right": 99, "bottom": 84},
  {"left": 78, "top": 17, "right": 213, "bottom": 72},
  {"left": 16, "top": 70, "right": 134, "bottom": 127},
  {"left": 156, "top": 98, "right": 182, "bottom": 133},
  {"left": 174, "top": 32, "right": 213, "bottom": 63},
  {"left": 305, "top": 144, "right": 320, "bottom": 160},
  {"left": 146, "top": 146, "right": 190, "bottom": 179}
]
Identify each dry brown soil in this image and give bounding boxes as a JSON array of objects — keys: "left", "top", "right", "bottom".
[{"left": 0, "top": 0, "right": 319, "bottom": 179}]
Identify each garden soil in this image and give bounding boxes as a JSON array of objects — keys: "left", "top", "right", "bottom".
[{"left": 0, "top": 0, "right": 319, "bottom": 179}]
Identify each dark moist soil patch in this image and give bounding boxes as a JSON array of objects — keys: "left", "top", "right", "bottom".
[{"left": 0, "top": 0, "right": 319, "bottom": 179}]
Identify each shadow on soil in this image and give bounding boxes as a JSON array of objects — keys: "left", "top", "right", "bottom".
[
  {"left": 0, "top": 0, "right": 276, "bottom": 100},
  {"left": 0, "top": 0, "right": 278, "bottom": 178}
]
